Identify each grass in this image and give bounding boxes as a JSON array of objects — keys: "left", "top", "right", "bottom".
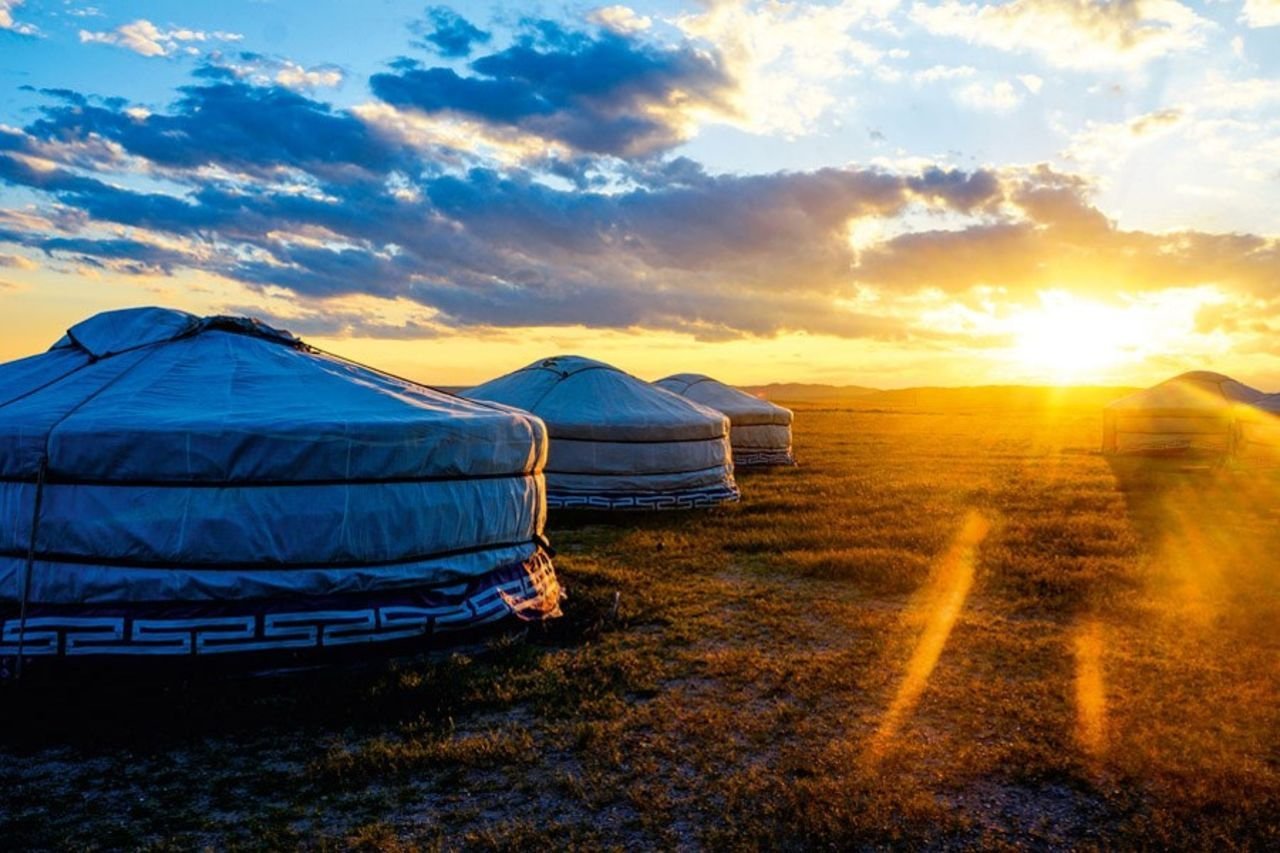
[{"left": 1, "top": 399, "right": 1277, "bottom": 849}]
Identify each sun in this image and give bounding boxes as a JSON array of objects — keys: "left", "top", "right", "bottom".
[{"left": 1007, "top": 292, "right": 1137, "bottom": 380}]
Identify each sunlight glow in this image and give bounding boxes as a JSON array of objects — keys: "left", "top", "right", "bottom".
[
  {"left": 1003, "top": 289, "right": 1218, "bottom": 381},
  {"left": 866, "top": 511, "right": 990, "bottom": 764},
  {"left": 1073, "top": 619, "right": 1107, "bottom": 759},
  {"left": 1009, "top": 292, "right": 1139, "bottom": 377}
]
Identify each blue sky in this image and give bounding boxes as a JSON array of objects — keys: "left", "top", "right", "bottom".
[{"left": 2, "top": 1, "right": 1279, "bottom": 387}]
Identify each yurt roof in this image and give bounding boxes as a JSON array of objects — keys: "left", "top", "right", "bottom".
[
  {"left": 0, "top": 306, "right": 545, "bottom": 483},
  {"left": 655, "top": 373, "right": 792, "bottom": 426},
  {"left": 1106, "top": 371, "right": 1265, "bottom": 413},
  {"left": 467, "top": 355, "right": 728, "bottom": 442},
  {"left": 1252, "top": 392, "right": 1280, "bottom": 415}
]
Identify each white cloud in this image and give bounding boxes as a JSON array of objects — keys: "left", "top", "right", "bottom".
[
  {"left": 1063, "top": 107, "right": 1187, "bottom": 163},
  {"left": 589, "top": 5, "right": 652, "bottom": 33},
  {"left": 78, "top": 19, "right": 242, "bottom": 58},
  {"left": 1191, "top": 73, "right": 1280, "bottom": 111},
  {"left": 0, "top": 0, "right": 38, "bottom": 35},
  {"left": 913, "top": 63, "right": 976, "bottom": 83},
  {"left": 1018, "top": 73, "right": 1044, "bottom": 94},
  {"left": 676, "top": 0, "right": 900, "bottom": 135},
  {"left": 956, "top": 80, "right": 1022, "bottom": 112},
  {"left": 275, "top": 62, "right": 343, "bottom": 90},
  {"left": 223, "top": 55, "right": 345, "bottom": 91},
  {"left": 1241, "top": 0, "right": 1280, "bottom": 27},
  {"left": 910, "top": 0, "right": 1210, "bottom": 69}
]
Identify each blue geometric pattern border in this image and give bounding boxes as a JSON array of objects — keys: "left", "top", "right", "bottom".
[
  {"left": 546, "top": 483, "right": 740, "bottom": 510},
  {"left": 734, "top": 449, "right": 796, "bottom": 467},
  {"left": 0, "top": 551, "right": 560, "bottom": 658}
]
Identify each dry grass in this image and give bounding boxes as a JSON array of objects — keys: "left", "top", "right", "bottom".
[{"left": 1, "top": 400, "right": 1277, "bottom": 849}]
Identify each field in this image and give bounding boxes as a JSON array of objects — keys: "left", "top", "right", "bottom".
[{"left": 1, "top": 398, "right": 1278, "bottom": 849}]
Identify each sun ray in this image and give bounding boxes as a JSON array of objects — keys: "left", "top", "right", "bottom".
[
  {"left": 1072, "top": 618, "right": 1107, "bottom": 761},
  {"left": 865, "top": 511, "right": 990, "bottom": 764}
]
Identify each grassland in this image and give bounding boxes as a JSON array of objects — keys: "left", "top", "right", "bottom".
[{"left": 1, "top": 398, "right": 1277, "bottom": 849}]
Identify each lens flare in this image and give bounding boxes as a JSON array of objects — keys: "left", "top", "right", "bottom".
[
  {"left": 1073, "top": 618, "right": 1107, "bottom": 759},
  {"left": 866, "top": 511, "right": 990, "bottom": 763}
]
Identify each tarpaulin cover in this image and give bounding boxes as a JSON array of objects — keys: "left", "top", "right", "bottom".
[
  {"left": 654, "top": 373, "right": 795, "bottom": 466},
  {"left": 467, "top": 356, "right": 739, "bottom": 509},
  {"left": 0, "top": 307, "right": 560, "bottom": 659}
]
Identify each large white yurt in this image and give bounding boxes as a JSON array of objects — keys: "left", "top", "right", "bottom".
[
  {"left": 0, "top": 307, "right": 560, "bottom": 665},
  {"left": 1102, "top": 371, "right": 1265, "bottom": 456},
  {"left": 466, "top": 356, "right": 739, "bottom": 510},
  {"left": 654, "top": 374, "right": 795, "bottom": 466}
]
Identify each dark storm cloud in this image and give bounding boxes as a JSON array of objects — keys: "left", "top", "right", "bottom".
[
  {"left": 413, "top": 6, "right": 490, "bottom": 58},
  {"left": 371, "top": 20, "right": 735, "bottom": 157}
]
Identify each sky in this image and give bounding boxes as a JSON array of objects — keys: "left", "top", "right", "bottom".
[{"left": 1, "top": 0, "right": 1279, "bottom": 389}]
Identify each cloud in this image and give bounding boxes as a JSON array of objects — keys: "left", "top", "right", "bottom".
[
  {"left": 1191, "top": 73, "right": 1280, "bottom": 111},
  {"left": 910, "top": 0, "right": 1210, "bottom": 69},
  {"left": 913, "top": 64, "right": 976, "bottom": 83},
  {"left": 79, "top": 19, "right": 242, "bottom": 58},
  {"left": 590, "top": 5, "right": 653, "bottom": 34},
  {"left": 0, "top": 252, "right": 35, "bottom": 269},
  {"left": 412, "top": 6, "right": 490, "bottom": 57},
  {"left": 956, "top": 80, "right": 1023, "bottom": 112},
  {"left": 676, "top": 0, "right": 899, "bottom": 135},
  {"left": 4, "top": 34, "right": 1280, "bottom": 349},
  {"left": 1063, "top": 106, "right": 1189, "bottom": 165},
  {"left": 1018, "top": 73, "right": 1043, "bottom": 94},
  {"left": 22, "top": 74, "right": 407, "bottom": 180},
  {"left": 371, "top": 20, "right": 735, "bottom": 157},
  {"left": 854, "top": 167, "right": 1280, "bottom": 302},
  {"left": 219, "top": 53, "right": 345, "bottom": 91},
  {"left": 0, "top": 0, "right": 38, "bottom": 35},
  {"left": 0, "top": 80, "right": 1010, "bottom": 339},
  {"left": 1241, "top": 0, "right": 1280, "bottom": 27},
  {"left": 1130, "top": 107, "right": 1184, "bottom": 134}
]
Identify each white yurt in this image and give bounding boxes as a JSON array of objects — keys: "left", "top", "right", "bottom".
[
  {"left": 467, "top": 356, "right": 739, "bottom": 509},
  {"left": 1102, "top": 371, "right": 1265, "bottom": 456},
  {"left": 654, "top": 374, "right": 795, "bottom": 466},
  {"left": 0, "top": 307, "right": 560, "bottom": 665}
]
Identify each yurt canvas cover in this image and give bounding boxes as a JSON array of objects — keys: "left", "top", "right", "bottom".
[
  {"left": 654, "top": 374, "right": 795, "bottom": 466},
  {"left": 0, "top": 307, "right": 559, "bottom": 662},
  {"left": 1102, "top": 371, "right": 1265, "bottom": 455},
  {"left": 467, "top": 356, "right": 739, "bottom": 510}
]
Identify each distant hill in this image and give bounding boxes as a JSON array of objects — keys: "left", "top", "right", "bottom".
[
  {"left": 760, "top": 384, "right": 1139, "bottom": 410},
  {"left": 738, "top": 383, "right": 880, "bottom": 401},
  {"left": 450, "top": 380, "right": 1137, "bottom": 411}
]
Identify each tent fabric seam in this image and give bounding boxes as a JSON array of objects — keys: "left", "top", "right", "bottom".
[
  {"left": 0, "top": 536, "right": 544, "bottom": 573},
  {"left": 0, "top": 471, "right": 539, "bottom": 488}
]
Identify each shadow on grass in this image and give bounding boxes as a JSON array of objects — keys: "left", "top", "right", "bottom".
[{"left": 0, "top": 577, "right": 633, "bottom": 752}]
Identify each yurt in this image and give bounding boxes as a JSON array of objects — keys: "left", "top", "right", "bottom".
[
  {"left": 0, "top": 307, "right": 560, "bottom": 665},
  {"left": 1102, "top": 371, "right": 1265, "bottom": 456},
  {"left": 466, "top": 356, "right": 739, "bottom": 509},
  {"left": 654, "top": 374, "right": 795, "bottom": 466}
]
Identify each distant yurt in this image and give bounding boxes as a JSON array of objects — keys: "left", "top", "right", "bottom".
[
  {"left": 467, "top": 356, "right": 739, "bottom": 509},
  {"left": 0, "top": 307, "right": 559, "bottom": 665},
  {"left": 1102, "top": 371, "right": 1265, "bottom": 456},
  {"left": 654, "top": 374, "right": 795, "bottom": 466}
]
